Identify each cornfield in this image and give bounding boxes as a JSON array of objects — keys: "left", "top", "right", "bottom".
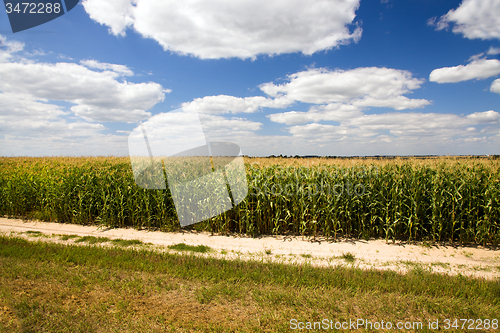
[{"left": 1, "top": 156, "right": 499, "bottom": 245}]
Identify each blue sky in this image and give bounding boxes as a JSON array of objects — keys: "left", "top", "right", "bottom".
[{"left": 0, "top": 0, "right": 499, "bottom": 156}]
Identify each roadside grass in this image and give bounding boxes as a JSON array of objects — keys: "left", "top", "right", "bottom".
[
  {"left": 111, "top": 239, "right": 144, "bottom": 247},
  {"left": 27, "top": 232, "right": 145, "bottom": 248},
  {"left": 431, "top": 262, "right": 450, "bottom": 269},
  {"left": 338, "top": 252, "right": 356, "bottom": 263},
  {"left": 75, "top": 236, "right": 110, "bottom": 244},
  {"left": 0, "top": 235, "right": 499, "bottom": 332},
  {"left": 167, "top": 243, "right": 211, "bottom": 253},
  {"left": 59, "top": 234, "right": 80, "bottom": 241},
  {"left": 24, "top": 231, "right": 47, "bottom": 238}
]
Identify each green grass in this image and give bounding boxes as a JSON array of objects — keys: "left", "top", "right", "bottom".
[
  {"left": 431, "top": 262, "right": 450, "bottom": 269},
  {"left": 111, "top": 239, "right": 143, "bottom": 247},
  {"left": 339, "top": 252, "right": 356, "bottom": 263},
  {"left": 59, "top": 234, "right": 80, "bottom": 241},
  {"left": 167, "top": 243, "right": 211, "bottom": 253},
  {"left": 74, "top": 236, "right": 110, "bottom": 244},
  {"left": 0, "top": 235, "right": 498, "bottom": 332},
  {"left": 24, "top": 231, "right": 48, "bottom": 238}
]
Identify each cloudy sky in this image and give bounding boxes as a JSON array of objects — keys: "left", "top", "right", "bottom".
[{"left": 1, "top": 0, "right": 499, "bottom": 156}]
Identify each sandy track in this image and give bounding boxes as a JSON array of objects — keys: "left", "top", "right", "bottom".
[{"left": 0, "top": 218, "right": 499, "bottom": 280}]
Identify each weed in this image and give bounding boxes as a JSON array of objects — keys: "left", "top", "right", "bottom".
[
  {"left": 59, "top": 234, "right": 80, "bottom": 241},
  {"left": 111, "top": 239, "right": 143, "bottom": 247},
  {"left": 167, "top": 243, "right": 211, "bottom": 253},
  {"left": 75, "top": 236, "right": 110, "bottom": 244},
  {"left": 340, "top": 252, "right": 356, "bottom": 263}
]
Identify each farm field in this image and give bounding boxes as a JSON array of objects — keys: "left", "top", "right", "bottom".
[
  {"left": 1, "top": 156, "right": 499, "bottom": 331},
  {"left": 1, "top": 156, "right": 499, "bottom": 244}
]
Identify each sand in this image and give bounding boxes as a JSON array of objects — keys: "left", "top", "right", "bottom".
[{"left": 1, "top": 217, "right": 499, "bottom": 280}]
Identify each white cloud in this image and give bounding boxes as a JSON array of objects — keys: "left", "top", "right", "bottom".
[
  {"left": 199, "top": 114, "right": 262, "bottom": 132},
  {"left": 284, "top": 110, "right": 500, "bottom": 146},
  {"left": 184, "top": 66, "right": 429, "bottom": 127},
  {"left": 0, "top": 35, "right": 24, "bottom": 63},
  {"left": 81, "top": 0, "right": 135, "bottom": 36},
  {"left": 0, "top": 35, "right": 171, "bottom": 155},
  {"left": 192, "top": 109, "right": 500, "bottom": 156},
  {"left": 288, "top": 123, "right": 344, "bottom": 138},
  {"left": 181, "top": 95, "right": 293, "bottom": 115},
  {"left": 434, "top": 0, "right": 500, "bottom": 41},
  {"left": 0, "top": 131, "right": 129, "bottom": 156},
  {"left": 260, "top": 67, "right": 430, "bottom": 109},
  {"left": 352, "top": 96, "right": 431, "bottom": 110},
  {"left": 80, "top": 59, "right": 134, "bottom": 76},
  {"left": 468, "top": 52, "right": 484, "bottom": 62},
  {"left": 268, "top": 103, "right": 363, "bottom": 125},
  {"left": 346, "top": 110, "right": 499, "bottom": 132},
  {"left": 82, "top": 0, "right": 362, "bottom": 60},
  {"left": 487, "top": 46, "right": 500, "bottom": 55},
  {"left": 466, "top": 110, "right": 500, "bottom": 123},
  {"left": 0, "top": 61, "right": 167, "bottom": 122},
  {"left": 0, "top": 92, "right": 66, "bottom": 119},
  {"left": 0, "top": 91, "right": 123, "bottom": 156},
  {"left": 491, "top": 79, "right": 500, "bottom": 94},
  {"left": 430, "top": 59, "right": 500, "bottom": 83}
]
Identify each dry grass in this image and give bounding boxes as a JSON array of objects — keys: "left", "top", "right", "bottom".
[{"left": 1, "top": 235, "right": 499, "bottom": 332}]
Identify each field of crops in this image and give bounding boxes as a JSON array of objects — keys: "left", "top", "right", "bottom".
[{"left": 1, "top": 156, "right": 499, "bottom": 244}]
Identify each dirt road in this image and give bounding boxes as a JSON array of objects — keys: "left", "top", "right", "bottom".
[{"left": 1, "top": 217, "right": 498, "bottom": 279}]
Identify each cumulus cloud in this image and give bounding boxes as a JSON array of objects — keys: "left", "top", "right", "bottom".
[
  {"left": 288, "top": 123, "right": 345, "bottom": 138},
  {"left": 181, "top": 95, "right": 293, "bottom": 115},
  {"left": 199, "top": 114, "right": 262, "bottom": 132},
  {"left": 491, "top": 79, "right": 500, "bottom": 94},
  {"left": 82, "top": 0, "right": 362, "bottom": 60},
  {"left": 347, "top": 110, "right": 499, "bottom": 132},
  {"left": 285, "top": 110, "right": 500, "bottom": 142},
  {"left": 268, "top": 103, "right": 363, "bottom": 125},
  {"left": 80, "top": 59, "right": 134, "bottom": 76},
  {"left": 433, "top": 0, "right": 500, "bottom": 41},
  {"left": 466, "top": 110, "right": 500, "bottom": 123},
  {"left": 0, "top": 92, "right": 66, "bottom": 119},
  {"left": 260, "top": 67, "right": 430, "bottom": 109},
  {"left": 0, "top": 61, "right": 167, "bottom": 122},
  {"left": 0, "top": 91, "right": 123, "bottom": 156},
  {"left": 487, "top": 46, "right": 500, "bottom": 55},
  {"left": 429, "top": 59, "right": 500, "bottom": 83},
  {"left": 183, "top": 66, "right": 429, "bottom": 129},
  {"left": 0, "top": 35, "right": 24, "bottom": 63},
  {"left": 0, "top": 35, "right": 171, "bottom": 155}
]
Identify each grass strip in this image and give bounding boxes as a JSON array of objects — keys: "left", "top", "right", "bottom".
[
  {"left": 111, "top": 238, "right": 143, "bottom": 247},
  {"left": 0, "top": 236, "right": 499, "bottom": 332},
  {"left": 1, "top": 236, "right": 498, "bottom": 302},
  {"left": 74, "top": 236, "right": 110, "bottom": 244},
  {"left": 168, "top": 243, "right": 211, "bottom": 253}
]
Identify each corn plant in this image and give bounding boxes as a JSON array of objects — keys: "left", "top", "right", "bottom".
[{"left": 1, "top": 156, "right": 499, "bottom": 244}]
